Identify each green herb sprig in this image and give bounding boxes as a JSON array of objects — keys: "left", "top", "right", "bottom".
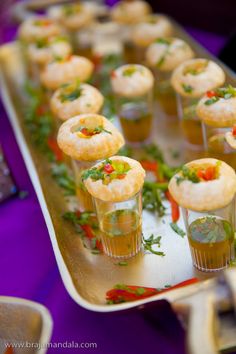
[
  {"left": 170, "top": 222, "right": 186, "bottom": 237},
  {"left": 51, "top": 163, "right": 76, "bottom": 195},
  {"left": 143, "top": 234, "right": 165, "bottom": 256}
]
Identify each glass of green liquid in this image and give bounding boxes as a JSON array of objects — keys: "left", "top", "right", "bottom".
[
  {"left": 182, "top": 200, "right": 235, "bottom": 272},
  {"left": 93, "top": 191, "right": 142, "bottom": 259}
]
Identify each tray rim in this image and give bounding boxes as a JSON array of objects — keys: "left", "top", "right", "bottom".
[
  {"left": 0, "top": 33, "right": 235, "bottom": 312},
  {"left": 0, "top": 295, "right": 53, "bottom": 354}
]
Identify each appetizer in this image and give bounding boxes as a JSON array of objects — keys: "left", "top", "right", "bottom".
[
  {"left": 146, "top": 37, "right": 194, "bottom": 117},
  {"left": 131, "top": 15, "right": 173, "bottom": 48},
  {"left": 169, "top": 158, "right": 236, "bottom": 271},
  {"left": 40, "top": 55, "right": 94, "bottom": 91},
  {"left": 111, "top": 0, "right": 151, "bottom": 24},
  {"left": 47, "top": 3, "right": 94, "bottom": 31},
  {"left": 57, "top": 114, "right": 124, "bottom": 211},
  {"left": 171, "top": 58, "right": 225, "bottom": 148},
  {"left": 18, "top": 16, "right": 62, "bottom": 43},
  {"left": 83, "top": 156, "right": 145, "bottom": 258},
  {"left": 197, "top": 86, "right": 236, "bottom": 168},
  {"left": 111, "top": 64, "right": 154, "bottom": 143},
  {"left": 50, "top": 81, "right": 104, "bottom": 121},
  {"left": 27, "top": 36, "right": 72, "bottom": 67}
]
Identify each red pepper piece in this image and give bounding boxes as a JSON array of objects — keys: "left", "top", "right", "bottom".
[
  {"left": 165, "top": 190, "right": 180, "bottom": 222},
  {"left": 197, "top": 166, "right": 216, "bottom": 181},
  {"left": 204, "top": 166, "right": 215, "bottom": 180},
  {"left": 232, "top": 125, "right": 236, "bottom": 137},
  {"left": 4, "top": 347, "right": 14, "bottom": 354},
  {"left": 206, "top": 90, "right": 217, "bottom": 98},
  {"left": 93, "top": 55, "right": 102, "bottom": 71},
  {"left": 80, "top": 127, "right": 92, "bottom": 136},
  {"left": 96, "top": 239, "right": 103, "bottom": 252},
  {"left": 140, "top": 160, "right": 158, "bottom": 172},
  {"left": 76, "top": 211, "right": 103, "bottom": 252},
  {"left": 111, "top": 71, "right": 117, "bottom": 78},
  {"left": 36, "top": 105, "right": 47, "bottom": 116},
  {"left": 47, "top": 137, "right": 63, "bottom": 161},
  {"left": 106, "top": 278, "right": 199, "bottom": 304},
  {"left": 104, "top": 164, "right": 115, "bottom": 174},
  {"left": 117, "top": 174, "right": 126, "bottom": 179}
]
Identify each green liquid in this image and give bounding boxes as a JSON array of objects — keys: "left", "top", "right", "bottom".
[{"left": 188, "top": 216, "right": 234, "bottom": 271}]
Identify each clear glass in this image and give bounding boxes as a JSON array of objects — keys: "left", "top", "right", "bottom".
[
  {"left": 76, "top": 28, "right": 93, "bottom": 59},
  {"left": 93, "top": 191, "right": 143, "bottom": 259},
  {"left": 182, "top": 199, "right": 235, "bottom": 272},
  {"left": 72, "top": 160, "right": 97, "bottom": 212},
  {"left": 154, "top": 69, "right": 177, "bottom": 119},
  {"left": 116, "top": 91, "right": 153, "bottom": 145},
  {"left": 177, "top": 94, "right": 203, "bottom": 150},
  {"left": 202, "top": 122, "right": 236, "bottom": 169}
]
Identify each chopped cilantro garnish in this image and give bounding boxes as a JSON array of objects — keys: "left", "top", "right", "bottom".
[
  {"left": 60, "top": 81, "right": 82, "bottom": 102},
  {"left": 123, "top": 66, "right": 137, "bottom": 77},
  {"left": 82, "top": 168, "right": 104, "bottom": 181},
  {"left": 205, "top": 96, "right": 219, "bottom": 105},
  {"left": 176, "top": 165, "right": 199, "bottom": 185},
  {"left": 204, "top": 85, "right": 236, "bottom": 106},
  {"left": 155, "top": 38, "right": 172, "bottom": 45},
  {"left": 182, "top": 83, "right": 193, "bottom": 94},
  {"left": 170, "top": 222, "right": 186, "bottom": 237},
  {"left": 143, "top": 234, "right": 165, "bottom": 256}
]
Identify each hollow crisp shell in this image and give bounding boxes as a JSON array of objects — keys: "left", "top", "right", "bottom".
[
  {"left": 146, "top": 37, "right": 194, "bottom": 71},
  {"left": 57, "top": 114, "right": 124, "bottom": 161},
  {"left": 197, "top": 94, "right": 236, "bottom": 127},
  {"left": 84, "top": 156, "right": 146, "bottom": 202},
  {"left": 40, "top": 55, "right": 94, "bottom": 90},
  {"left": 50, "top": 84, "right": 104, "bottom": 121},
  {"left": 18, "top": 17, "right": 61, "bottom": 42},
  {"left": 168, "top": 158, "right": 236, "bottom": 211},
  {"left": 111, "top": 64, "right": 154, "bottom": 97},
  {"left": 27, "top": 40, "right": 72, "bottom": 66},
  {"left": 131, "top": 15, "right": 173, "bottom": 47},
  {"left": 171, "top": 58, "right": 225, "bottom": 98},
  {"left": 111, "top": 0, "right": 151, "bottom": 24}
]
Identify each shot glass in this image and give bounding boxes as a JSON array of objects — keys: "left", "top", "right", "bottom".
[
  {"left": 116, "top": 91, "right": 153, "bottom": 145},
  {"left": 72, "top": 160, "right": 97, "bottom": 212},
  {"left": 202, "top": 122, "right": 236, "bottom": 169},
  {"left": 182, "top": 199, "right": 235, "bottom": 272},
  {"left": 154, "top": 69, "right": 177, "bottom": 118},
  {"left": 177, "top": 94, "right": 203, "bottom": 149},
  {"left": 93, "top": 190, "right": 143, "bottom": 259}
]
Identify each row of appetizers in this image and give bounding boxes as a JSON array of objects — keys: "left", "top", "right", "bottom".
[
  {"left": 58, "top": 111, "right": 236, "bottom": 272},
  {"left": 18, "top": 6, "right": 236, "bottom": 171},
  {"left": 16, "top": 1, "right": 236, "bottom": 272}
]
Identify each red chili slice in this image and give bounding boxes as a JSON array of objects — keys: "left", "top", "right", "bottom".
[
  {"left": 204, "top": 166, "right": 216, "bottom": 180},
  {"left": 117, "top": 174, "right": 126, "bottom": 179},
  {"left": 104, "top": 164, "right": 115, "bottom": 174},
  {"left": 206, "top": 90, "right": 217, "bottom": 98},
  {"left": 47, "top": 137, "right": 63, "bottom": 161},
  {"left": 106, "top": 278, "right": 199, "bottom": 303},
  {"left": 111, "top": 71, "right": 117, "bottom": 78},
  {"left": 140, "top": 160, "right": 158, "bottom": 172},
  {"left": 4, "top": 347, "right": 14, "bottom": 354},
  {"left": 197, "top": 166, "right": 216, "bottom": 181},
  {"left": 232, "top": 125, "right": 236, "bottom": 137},
  {"left": 165, "top": 190, "right": 180, "bottom": 222},
  {"left": 36, "top": 105, "right": 47, "bottom": 116}
]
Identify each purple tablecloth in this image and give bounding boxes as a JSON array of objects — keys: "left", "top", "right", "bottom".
[{"left": 0, "top": 6, "right": 226, "bottom": 353}]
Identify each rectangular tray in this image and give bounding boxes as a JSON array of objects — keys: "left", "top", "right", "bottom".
[
  {"left": 0, "top": 296, "right": 52, "bottom": 354},
  {"left": 1, "top": 19, "right": 236, "bottom": 312}
]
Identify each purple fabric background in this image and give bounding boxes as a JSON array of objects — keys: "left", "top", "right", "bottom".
[{"left": 0, "top": 3, "right": 226, "bottom": 353}]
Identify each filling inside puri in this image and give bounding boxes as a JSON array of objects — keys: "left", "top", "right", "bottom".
[{"left": 82, "top": 159, "right": 131, "bottom": 184}]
